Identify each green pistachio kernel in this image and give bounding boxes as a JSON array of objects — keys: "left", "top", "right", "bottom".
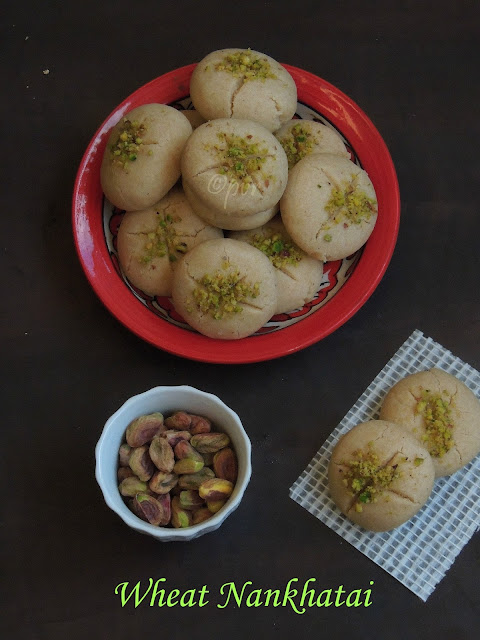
[
  {"left": 358, "top": 491, "right": 371, "bottom": 503},
  {"left": 341, "top": 444, "right": 401, "bottom": 507},
  {"left": 279, "top": 122, "right": 317, "bottom": 169},
  {"left": 415, "top": 390, "right": 454, "bottom": 457},
  {"left": 249, "top": 231, "right": 302, "bottom": 269},
  {"left": 324, "top": 174, "right": 377, "bottom": 228},
  {"left": 110, "top": 118, "right": 147, "bottom": 170},
  {"left": 191, "top": 267, "right": 260, "bottom": 319},
  {"left": 139, "top": 212, "right": 184, "bottom": 264},
  {"left": 210, "top": 132, "right": 271, "bottom": 186},
  {"left": 215, "top": 49, "right": 277, "bottom": 81},
  {"left": 323, "top": 234, "right": 332, "bottom": 242}
]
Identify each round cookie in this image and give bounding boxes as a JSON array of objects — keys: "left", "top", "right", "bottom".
[
  {"left": 379, "top": 368, "right": 480, "bottom": 478},
  {"left": 171, "top": 238, "right": 277, "bottom": 339},
  {"left": 328, "top": 420, "right": 435, "bottom": 532},
  {"left": 117, "top": 188, "right": 223, "bottom": 297},
  {"left": 229, "top": 216, "right": 323, "bottom": 314},
  {"left": 182, "top": 118, "right": 288, "bottom": 223},
  {"left": 101, "top": 104, "right": 192, "bottom": 211},
  {"left": 275, "top": 119, "right": 350, "bottom": 169},
  {"left": 183, "top": 181, "right": 278, "bottom": 231},
  {"left": 190, "top": 48, "right": 297, "bottom": 132},
  {"left": 281, "top": 153, "right": 378, "bottom": 261}
]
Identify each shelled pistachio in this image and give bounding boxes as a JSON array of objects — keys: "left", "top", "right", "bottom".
[{"left": 117, "top": 409, "right": 238, "bottom": 528}]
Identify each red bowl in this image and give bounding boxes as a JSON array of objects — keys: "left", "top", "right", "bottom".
[{"left": 72, "top": 63, "right": 400, "bottom": 364}]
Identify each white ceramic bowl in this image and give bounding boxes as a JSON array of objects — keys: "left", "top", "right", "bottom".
[{"left": 95, "top": 385, "right": 251, "bottom": 541}]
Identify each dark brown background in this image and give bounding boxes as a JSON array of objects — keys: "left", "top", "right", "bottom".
[{"left": 2, "top": 1, "right": 479, "bottom": 638}]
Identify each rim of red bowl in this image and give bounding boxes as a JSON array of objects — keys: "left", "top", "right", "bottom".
[{"left": 72, "top": 63, "right": 400, "bottom": 364}]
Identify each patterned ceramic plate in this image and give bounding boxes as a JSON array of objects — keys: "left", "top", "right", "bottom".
[{"left": 73, "top": 64, "right": 399, "bottom": 363}]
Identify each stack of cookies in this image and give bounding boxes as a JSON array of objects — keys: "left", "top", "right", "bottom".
[{"left": 100, "top": 48, "right": 378, "bottom": 339}]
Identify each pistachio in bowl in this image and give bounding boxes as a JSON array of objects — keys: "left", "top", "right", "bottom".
[{"left": 96, "top": 386, "right": 251, "bottom": 541}]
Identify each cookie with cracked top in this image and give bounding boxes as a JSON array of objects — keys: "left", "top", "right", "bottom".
[
  {"left": 229, "top": 216, "right": 323, "bottom": 314},
  {"left": 101, "top": 104, "right": 192, "bottom": 212},
  {"left": 117, "top": 188, "right": 222, "bottom": 297},
  {"left": 328, "top": 419, "right": 435, "bottom": 532},
  {"left": 380, "top": 368, "right": 480, "bottom": 477},
  {"left": 190, "top": 48, "right": 297, "bottom": 132}
]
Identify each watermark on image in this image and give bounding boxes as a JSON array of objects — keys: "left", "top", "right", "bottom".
[{"left": 207, "top": 174, "right": 257, "bottom": 210}]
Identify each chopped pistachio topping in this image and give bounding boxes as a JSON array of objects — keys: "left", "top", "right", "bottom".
[
  {"left": 415, "top": 390, "right": 454, "bottom": 457},
  {"left": 323, "top": 175, "right": 377, "bottom": 229},
  {"left": 139, "top": 212, "right": 185, "bottom": 264},
  {"left": 214, "top": 49, "right": 277, "bottom": 81},
  {"left": 323, "top": 233, "right": 332, "bottom": 242},
  {"left": 279, "top": 123, "right": 317, "bottom": 169},
  {"left": 212, "top": 132, "right": 271, "bottom": 188},
  {"left": 341, "top": 445, "right": 400, "bottom": 506},
  {"left": 414, "top": 457, "right": 425, "bottom": 466},
  {"left": 191, "top": 266, "right": 260, "bottom": 320},
  {"left": 110, "top": 118, "right": 146, "bottom": 170},
  {"left": 249, "top": 231, "right": 302, "bottom": 268}
]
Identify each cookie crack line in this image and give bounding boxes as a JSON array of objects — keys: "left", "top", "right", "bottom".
[
  {"left": 191, "top": 163, "right": 228, "bottom": 179},
  {"left": 276, "top": 264, "right": 300, "bottom": 281},
  {"left": 371, "top": 424, "right": 392, "bottom": 446},
  {"left": 239, "top": 300, "right": 267, "bottom": 313},
  {"left": 320, "top": 167, "right": 341, "bottom": 190},
  {"left": 406, "top": 388, "right": 420, "bottom": 404},
  {"left": 381, "top": 450, "right": 403, "bottom": 468},
  {"left": 430, "top": 369, "right": 445, "bottom": 392},
  {"left": 385, "top": 488, "right": 419, "bottom": 505},
  {"left": 270, "top": 96, "right": 281, "bottom": 113},
  {"left": 250, "top": 173, "right": 266, "bottom": 196},
  {"left": 230, "top": 76, "right": 246, "bottom": 117},
  {"left": 452, "top": 442, "right": 463, "bottom": 465},
  {"left": 345, "top": 447, "right": 403, "bottom": 514},
  {"left": 176, "top": 228, "right": 208, "bottom": 239}
]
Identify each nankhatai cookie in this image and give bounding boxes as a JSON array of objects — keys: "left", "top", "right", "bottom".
[
  {"left": 181, "top": 118, "right": 288, "bottom": 224},
  {"left": 275, "top": 119, "right": 349, "bottom": 169},
  {"left": 328, "top": 420, "right": 435, "bottom": 532},
  {"left": 190, "top": 48, "right": 297, "bottom": 132},
  {"left": 101, "top": 104, "right": 192, "bottom": 211},
  {"left": 117, "top": 188, "right": 222, "bottom": 297},
  {"left": 379, "top": 368, "right": 480, "bottom": 478},
  {"left": 171, "top": 238, "right": 277, "bottom": 339},
  {"left": 281, "top": 153, "right": 378, "bottom": 261},
  {"left": 229, "top": 216, "right": 323, "bottom": 314}
]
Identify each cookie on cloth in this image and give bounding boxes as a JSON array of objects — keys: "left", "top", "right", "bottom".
[
  {"left": 328, "top": 420, "right": 435, "bottom": 532},
  {"left": 379, "top": 368, "right": 480, "bottom": 477}
]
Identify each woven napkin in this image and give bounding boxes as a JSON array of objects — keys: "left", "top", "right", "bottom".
[{"left": 289, "top": 330, "right": 480, "bottom": 601}]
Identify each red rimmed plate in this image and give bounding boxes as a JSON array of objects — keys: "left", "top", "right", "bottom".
[{"left": 73, "top": 63, "right": 400, "bottom": 363}]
